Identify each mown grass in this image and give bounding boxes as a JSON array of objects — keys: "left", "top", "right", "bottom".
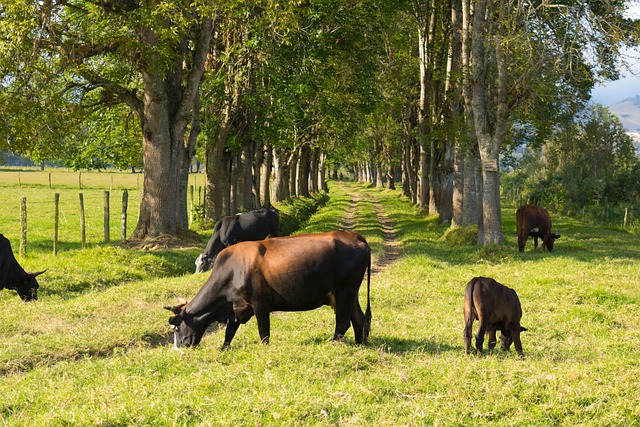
[{"left": 1, "top": 179, "right": 640, "bottom": 426}]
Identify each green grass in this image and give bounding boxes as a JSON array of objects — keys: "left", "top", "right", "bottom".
[{"left": 1, "top": 178, "right": 640, "bottom": 425}]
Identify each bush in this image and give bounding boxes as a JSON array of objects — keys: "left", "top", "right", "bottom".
[
  {"left": 438, "top": 225, "right": 478, "bottom": 246},
  {"left": 276, "top": 192, "right": 330, "bottom": 236}
]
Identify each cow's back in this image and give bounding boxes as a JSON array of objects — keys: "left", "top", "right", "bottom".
[
  {"left": 471, "top": 277, "right": 522, "bottom": 325},
  {"left": 517, "top": 205, "right": 550, "bottom": 234},
  {"left": 211, "top": 231, "right": 369, "bottom": 311}
]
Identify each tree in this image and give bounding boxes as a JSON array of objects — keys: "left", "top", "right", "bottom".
[
  {"left": 462, "top": 0, "right": 638, "bottom": 244},
  {"left": 1, "top": 0, "right": 214, "bottom": 239}
]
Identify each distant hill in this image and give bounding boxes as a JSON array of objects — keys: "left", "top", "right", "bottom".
[
  {"left": 606, "top": 96, "right": 640, "bottom": 155},
  {"left": 608, "top": 95, "right": 640, "bottom": 131}
]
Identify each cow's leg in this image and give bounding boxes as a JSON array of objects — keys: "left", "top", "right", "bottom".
[
  {"left": 533, "top": 236, "right": 539, "bottom": 252},
  {"left": 333, "top": 294, "right": 353, "bottom": 341},
  {"left": 254, "top": 307, "right": 271, "bottom": 344},
  {"left": 222, "top": 321, "right": 241, "bottom": 350},
  {"left": 475, "top": 321, "right": 487, "bottom": 356},
  {"left": 517, "top": 235, "right": 526, "bottom": 252},
  {"left": 512, "top": 328, "right": 524, "bottom": 358},
  {"left": 350, "top": 299, "right": 366, "bottom": 344},
  {"left": 487, "top": 327, "right": 498, "bottom": 350},
  {"left": 463, "top": 322, "right": 473, "bottom": 355}
]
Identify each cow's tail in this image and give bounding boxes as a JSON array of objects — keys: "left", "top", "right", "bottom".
[
  {"left": 516, "top": 207, "right": 523, "bottom": 234},
  {"left": 464, "top": 278, "right": 477, "bottom": 334},
  {"left": 363, "top": 256, "right": 372, "bottom": 345}
]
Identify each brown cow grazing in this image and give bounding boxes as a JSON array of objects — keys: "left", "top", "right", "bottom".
[
  {"left": 167, "top": 230, "right": 371, "bottom": 349},
  {"left": 463, "top": 277, "right": 527, "bottom": 357},
  {"left": 516, "top": 205, "right": 560, "bottom": 252}
]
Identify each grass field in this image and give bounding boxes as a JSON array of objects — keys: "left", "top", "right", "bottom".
[{"left": 1, "top": 175, "right": 639, "bottom": 426}]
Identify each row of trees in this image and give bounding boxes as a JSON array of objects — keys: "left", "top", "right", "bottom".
[
  {"left": 502, "top": 103, "right": 640, "bottom": 217},
  {"left": 1, "top": 0, "right": 638, "bottom": 242}
]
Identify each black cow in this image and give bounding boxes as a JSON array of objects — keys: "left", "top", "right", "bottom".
[
  {"left": 0, "top": 234, "right": 44, "bottom": 301},
  {"left": 463, "top": 277, "right": 527, "bottom": 357},
  {"left": 168, "top": 230, "right": 372, "bottom": 349},
  {"left": 516, "top": 205, "right": 560, "bottom": 252},
  {"left": 195, "top": 207, "right": 280, "bottom": 273}
]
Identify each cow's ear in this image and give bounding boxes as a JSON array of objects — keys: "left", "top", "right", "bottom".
[
  {"left": 553, "top": 234, "right": 560, "bottom": 239},
  {"left": 520, "top": 326, "right": 528, "bottom": 332},
  {"left": 168, "top": 314, "right": 183, "bottom": 326}
]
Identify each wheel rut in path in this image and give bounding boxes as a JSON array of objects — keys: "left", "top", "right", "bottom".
[{"left": 341, "top": 193, "right": 401, "bottom": 274}]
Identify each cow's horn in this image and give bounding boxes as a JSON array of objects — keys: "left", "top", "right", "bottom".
[
  {"left": 172, "top": 292, "right": 187, "bottom": 305},
  {"left": 31, "top": 270, "right": 47, "bottom": 277}
]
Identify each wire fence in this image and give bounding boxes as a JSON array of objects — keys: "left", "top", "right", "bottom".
[{"left": 0, "top": 170, "right": 206, "bottom": 256}]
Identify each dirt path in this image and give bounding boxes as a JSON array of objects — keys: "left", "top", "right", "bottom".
[{"left": 341, "top": 192, "right": 401, "bottom": 274}]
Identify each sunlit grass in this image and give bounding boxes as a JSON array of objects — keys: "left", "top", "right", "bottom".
[{"left": 1, "top": 179, "right": 639, "bottom": 425}]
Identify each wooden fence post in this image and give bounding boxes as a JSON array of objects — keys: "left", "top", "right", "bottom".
[
  {"left": 121, "top": 190, "right": 128, "bottom": 241},
  {"left": 48, "top": 172, "right": 52, "bottom": 189},
  {"left": 53, "top": 193, "right": 60, "bottom": 256},
  {"left": 624, "top": 208, "right": 628, "bottom": 228},
  {"left": 79, "top": 193, "right": 86, "bottom": 249},
  {"left": 189, "top": 185, "right": 194, "bottom": 225},
  {"left": 104, "top": 191, "right": 110, "bottom": 243},
  {"left": 20, "top": 197, "right": 27, "bottom": 258}
]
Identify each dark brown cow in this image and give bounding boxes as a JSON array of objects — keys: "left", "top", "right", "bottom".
[
  {"left": 463, "top": 277, "right": 527, "bottom": 357},
  {"left": 0, "top": 234, "right": 44, "bottom": 301},
  {"left": 516, "top": 205, "right": 560, "bottom": 252},
  {"left": 167, "top": 230, "right": 371, "bottom": 349}
]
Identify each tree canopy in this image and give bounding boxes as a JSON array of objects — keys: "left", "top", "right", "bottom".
[{"left": 1, "top": 0, "right": 639, "bottom": 240}]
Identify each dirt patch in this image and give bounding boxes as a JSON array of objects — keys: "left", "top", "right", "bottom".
[
  {"left": 370, "top": 198, "right": 401, "bottom": 273},
  {"left": 341, "top": 193, "right": 401, "bottom": 273},
  {"left": 122, "top": 232, "right": 203, "bottom": 251}
]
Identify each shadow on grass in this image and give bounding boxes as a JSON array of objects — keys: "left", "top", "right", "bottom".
[
  {"left": 0, "top": 331, "right": 176, "bottom": 376},
  {"left": 301, "top": 334, "right": 460, "bottom": 355},
  {"left": 370, "top": 336, "right": 460, "bottom": 355}
]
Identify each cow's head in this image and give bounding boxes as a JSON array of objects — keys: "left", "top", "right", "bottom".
[
  {"left": 500, "top": 326, "right": 528, "bottom": 351},
  {"left": 165, "top": 304, "right": 209, "bottom": 348},
  {"left": 194, "top": 253, "right": 213, "bottom": 273},
  {"left": 545, "top": 233, "right": 561, "bottom": 251},
  {"left": 16, "top": 270, "right": 45, "bottom": 302}
]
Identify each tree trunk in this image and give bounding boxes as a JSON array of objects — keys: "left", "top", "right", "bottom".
[
  {"left": 471, "top": 0, "right": 504, "bottom": 245},
  {"left": 461, "top": 149, "right": 478, "bottom": 226},
  {"left": 241, "top": 144, "right": 256, "bottom": 210},
  {"left": 386, "top": 166, "right": 396, "bottom": 190},
  {"left": 297, "top": 144, "right": 311, "bottom": 197},
  {"left": 319, "top": 152, "right": 328, "bottom": 192},
  {"left": 376, "top": 161, "right": 384, "bottom": 188},
  {"left": 260, "top": 144, "right": 272, "bottom": 207},
  {"left": 288, "top": 148, "right": 299, "bottom": 197},
  {"left": 451, "top": 144, "right": 464, "bottom": 227},
  {"left": 132, "top": 19, "right": 213, "bottom": 239},
  {"left": 273, "top": 148, "right": 289, "bottom": 202},
  {"left": 437, "top": 141, "right": 454, "bottom": 224}
]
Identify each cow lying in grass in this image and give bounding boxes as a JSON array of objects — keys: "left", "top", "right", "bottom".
[{"left": 463, "top": 276, "right": 527, "bottom": 357}]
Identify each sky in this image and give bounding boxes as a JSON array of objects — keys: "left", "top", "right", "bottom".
[
  {"left": 590, "top": 2, "right": 640, "bottom": 106},
  {"left": 591, "top": 73, "right": 640, "bottom": 107}
]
